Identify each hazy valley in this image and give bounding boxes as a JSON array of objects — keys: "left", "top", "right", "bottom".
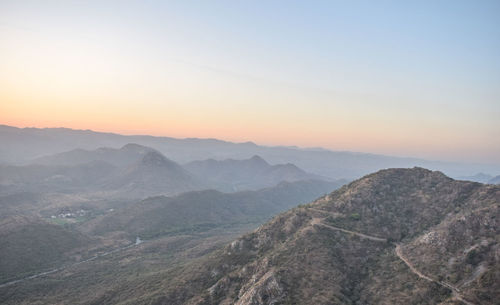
[
  {"left": 0, "top": 131, "right": 349, "bottom": 304},
  {"left": 0, "top": 162, "right": 498, "bottom": 305},
  {"left": 0, "top": 126, "right": 498, "bottom": 304},
  {"left": 1, "top": 1, "right": 499, "bottom": 304}
]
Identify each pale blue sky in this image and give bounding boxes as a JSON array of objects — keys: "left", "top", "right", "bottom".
[{"left": 1, "top": 1, "right": 499, "bottom": 162}]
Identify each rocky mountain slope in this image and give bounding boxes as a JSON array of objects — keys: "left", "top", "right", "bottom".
[
  {"left": 109, "top": 167, "right": 498, "bottom": 305},
  {"left": 1, "top": 168, "right": 497, "bottom": 305}
]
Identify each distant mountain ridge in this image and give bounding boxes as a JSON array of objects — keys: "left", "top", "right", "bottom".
[
  {"left": 0, "top": 161, "right": 118, "bottom": 194},
  {"left": 488, "top": 175, "right": 500, "bottom": 184},
  {"left": 457, "top": 173, "right": 493, "bottom": 183},
  {"left": 1, "top": 145, "right": 330, "bottom": 199},
  {"left": 0, "top": 147, "right": 205, "bottom": 198},
  {"left": 184, "top": 155, "right": 325, "bottom": 191},
  {"left": 32, "top": 143, "right": 156, "bottom": 167},
  {"left": 104, "top": 151, "right": 207, "bottom": 198},
  {"left": 2, "top": 124, "right": 499, "bottom": 179}
]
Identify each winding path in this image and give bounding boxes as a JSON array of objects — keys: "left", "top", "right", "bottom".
[
  {"left": 395, "top": 244, "right": 474, "bottom": 305},
  {"left": 308, "top": 208, "right": 474, "bottom": 305},
  {"left": 0, "top": 210, "right": 480, "bottom": 305},
  {"left": 313, "top": 220, "right": 387, "bottom": 242}
]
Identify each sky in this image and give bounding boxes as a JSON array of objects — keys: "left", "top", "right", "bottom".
[{"left": 0, "top": 0, "right": 499, "bottom": 163}]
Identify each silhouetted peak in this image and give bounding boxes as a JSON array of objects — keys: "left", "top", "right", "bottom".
[
  {"left": 281, "top": 163, "right": 301, "bottom": 170},
  {"left": 271, "top": 162, "right": 307, "bottom": 173},
  {"left": 488, "top": 175, "right": 500, "bottom": 184},
  {"left": 140, "top": 151, "right": 172, "bottom": 167},
  {"left": 341, "top": 167, "right": 451, "bottom": 195},
  {"left": 240, "top": 141, "right": 257, "bottom": 146},
  {"left": 249, "top": 155, "right": 269, "bottom": 166},
  {"left": 120, "top": 143, "right": 153, "bottom": 153}
]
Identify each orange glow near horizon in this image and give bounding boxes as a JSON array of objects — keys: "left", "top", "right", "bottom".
[
  {"left": 1, "top": 1, "right": 499, "bottom": 164},
  {"left": 1, "top": 91, "right": 497, "bottom": 164}
]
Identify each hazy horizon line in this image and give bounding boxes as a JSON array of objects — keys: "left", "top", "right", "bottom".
[{"left": 3, "top": 122, "right": 500, "bottom": 168}]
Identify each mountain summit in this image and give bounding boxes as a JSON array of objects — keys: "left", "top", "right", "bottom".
[
  {"left": 139, "top": 151, "right": 179, "bottom": 168},
  {"left": 248, "top": 155, "right": 269, "bottom": 166},
  {"left": 105, "top": 151, "right": 206, "bottom": 198},
  {"left": 131, "top": 167, "right": 499, "bottom": 305},
  {"left": 32, "top": 143, "right": 155, "bottom": 167},
  {"left": 184, "top": 155, "right": 324, "bottom": 191}
]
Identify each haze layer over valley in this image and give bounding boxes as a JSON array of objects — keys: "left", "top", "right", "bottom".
[
  {"left": 0, "top": 132, "right": 347, "bottom": 302},
  {"left": 1, "top": 1, "right": 499, "bottom": 304},
  {"left": 2, "top": 125, "right": 499, "bottom": 180},
  {"left": 1, "top": 165, "right": 498, "bottom": 305}
]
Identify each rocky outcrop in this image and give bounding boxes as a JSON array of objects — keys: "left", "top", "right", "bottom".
[{"left": 155, "top": 168, "right": 499, "bottom": 305}]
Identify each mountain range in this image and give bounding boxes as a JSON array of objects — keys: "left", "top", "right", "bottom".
[
  {"left": 184, "top": 155, "right": 324, "bottom": 191},
  {"left": 1, "top": 144, "right": 326, "bottom": 199},
  {"left": 2, "top": 124, "right": 499, "bottom": 179},
  {"left": 457, "top": 173, "right": 493, "bottom": 184},
  {"left": 32, "top": 143, "right": 155, "bottom": 167},
  {"left": 0, "top": 168, "right": 498, "bottom": 304},
  {"left": 0, "top": 124, "right": 498, "bottom": 304},
  {"left": 108, "top": 168, "right": 498, "bottom": 305},
  {"left": 488, "top": 175, "right": 500, "bottom": 184}
]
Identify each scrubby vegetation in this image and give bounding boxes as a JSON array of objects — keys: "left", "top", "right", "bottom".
[{"left": 1, "top": 168, "right": 498, "bottom": 305}]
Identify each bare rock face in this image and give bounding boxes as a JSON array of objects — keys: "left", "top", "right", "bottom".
[{"left": 234, "top": 270, "right": 284, "bottom": 305}]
